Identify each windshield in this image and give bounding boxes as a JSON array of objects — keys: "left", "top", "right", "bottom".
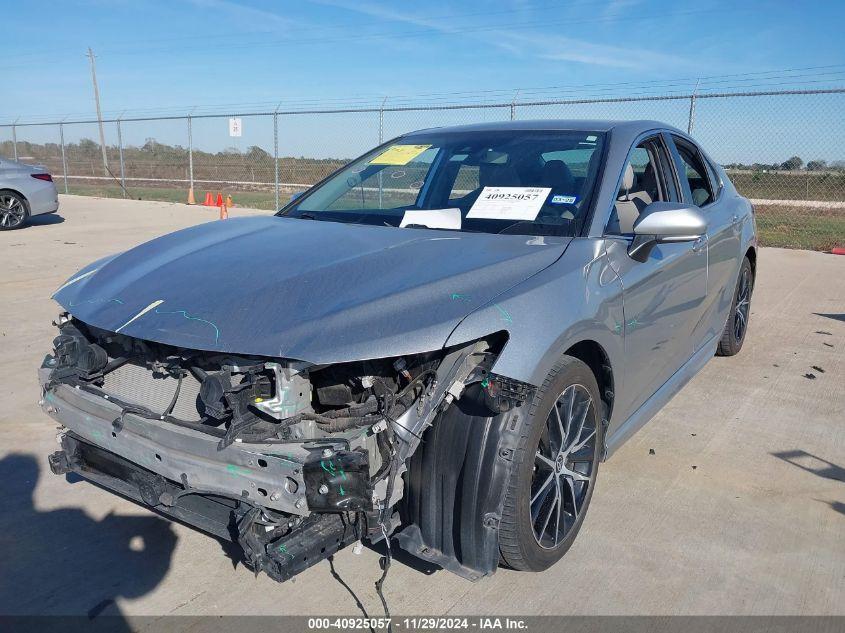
[{"left": 280, "top": 129, "right": 606, "bottom": 236}]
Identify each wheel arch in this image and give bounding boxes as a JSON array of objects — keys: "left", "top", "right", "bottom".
[
  {"left": 744, "top": 245, "right": 757, "bottom": 278},
  {"left": 397, "top": 338, "right": 618, "bottom": 578},
  {"left": 563, "top": 339, "right": 614, "bottom": 426},
  {"left": 0, "top": 188, "right": 31, "bottom": 211},
  {"left": 0, "top": 187, "right": 29, "bottom": 201}
]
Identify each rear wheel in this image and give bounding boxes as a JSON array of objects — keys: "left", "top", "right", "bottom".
[
  {"left": 499, "top": 355, "right": 603, "bottom": 571},
  {"left": 0, "top": 191, "right": 28, "bottom": 230},
  {"left": 717, "top": 257, "right": 753, "bottom": 356}
]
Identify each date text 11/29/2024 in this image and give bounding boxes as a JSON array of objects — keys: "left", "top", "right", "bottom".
[{"left": 307, "top": 617, "right": 529, "bottom": 630}]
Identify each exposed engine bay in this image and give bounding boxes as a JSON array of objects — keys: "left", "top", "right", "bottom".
[{"left": 41, "top": 315, "right": 533, "bottom": 583}]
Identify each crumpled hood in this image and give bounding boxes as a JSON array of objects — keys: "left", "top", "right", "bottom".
[{"left": 54, "top": 216, "right": 569, "bottom": 363}]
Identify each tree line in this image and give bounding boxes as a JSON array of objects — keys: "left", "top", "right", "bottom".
[
  {"left": 723, "top": 156, "right": 845, "bottom": 172},
  {"left": 3, "top": 137, "right": 843, "bottom": 177}
]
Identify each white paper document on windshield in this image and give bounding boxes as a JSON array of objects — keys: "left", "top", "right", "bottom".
[
  {"left": 466, "top": 186, "right": 552, "bottom": 221},
  {"left": 400, "top": 208, "right": 462, "bottom": 230}
]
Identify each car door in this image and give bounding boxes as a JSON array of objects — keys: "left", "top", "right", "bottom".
[
  {"left": 604, "top": 133, "right": 708, "bottom": 417},
  {"left": 668, "top": 134, "right": 741, "bottom": 348}
]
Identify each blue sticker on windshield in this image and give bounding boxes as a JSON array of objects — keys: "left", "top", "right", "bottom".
[{"left": 550, "top": 194, "right": 577, "bottom": 205}]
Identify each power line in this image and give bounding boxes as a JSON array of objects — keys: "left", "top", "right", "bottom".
[
  {"left": 13, "top": 61, "right": 841, "bottom": 120},
  {"left": 75, "top": 73, "right": 845, "bottom": 116},
  {"left": 4, "top": 84, "right": 844, "bottom": 126},
  {"left": 4, "top": 61, "right": 845, "bottom": 123}
]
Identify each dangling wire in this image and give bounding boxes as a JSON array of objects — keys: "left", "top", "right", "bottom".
[
  {"left": 375, "top": 522, "right": 393, "bottom": 632},
  {"left": 163, "top": 371, "right": 183, "bottom": 416},
  {"left": 373, "top": 399, "right": 402, "bottom": 633}
]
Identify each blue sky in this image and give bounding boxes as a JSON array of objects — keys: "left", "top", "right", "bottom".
[
  {"left": 5, "top": 0, "right": 845, "bottom": 118},
  {"left": 3, "top": 1, "right": 845, "bottom": 162}
]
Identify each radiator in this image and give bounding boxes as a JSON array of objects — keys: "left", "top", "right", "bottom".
[{"left": 101, "top": 362, "right": 203, "bottom": 421}]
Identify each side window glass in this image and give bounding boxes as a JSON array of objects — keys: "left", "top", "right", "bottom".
[
  {"left": 704, "top": 157, "right": 723, "bottom": 197},
  {"left": 672, "top": 138, "right": 714, "bottom": 207},
  {"left": 606, "top": 139, "right": 665, "bottom": 235}
]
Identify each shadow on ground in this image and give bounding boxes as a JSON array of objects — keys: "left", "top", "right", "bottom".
[
  {"left": 772, "top": 449, "right": 845, "bottom": 482},
  {"left": 26, "top": 213, "right": 65, "bottom": 228},
  {"left": 813, "top": 313, "right": 845, "bottom": 323},
  {"left": 773, "top": 449, "right": 845, "bottom": 519},
  {"left": 0, "top": 453, "right": 177, "bottom": 623}
]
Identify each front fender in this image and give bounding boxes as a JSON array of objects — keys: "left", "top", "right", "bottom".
[{"left": 445, "top": 239, "right": 625, "bottom": 391}]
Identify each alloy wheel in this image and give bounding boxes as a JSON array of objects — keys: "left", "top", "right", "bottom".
[
  {"left": 734, "top": 267, "right": 751, "bottom": 341},
  {"left": 530, "top": 384, "right": 597, "bottom": 549},
  {"left": 0, "top": 195, "right": 26, "bottom": 229}
]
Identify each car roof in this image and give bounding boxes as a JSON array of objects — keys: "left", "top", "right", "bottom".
[{"left": 403, "top": 119, "right": 682, "bottom": 137}]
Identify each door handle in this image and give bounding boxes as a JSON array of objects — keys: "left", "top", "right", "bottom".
[{"left": 692, "top": 236, "right": 706, "bottom": 252}]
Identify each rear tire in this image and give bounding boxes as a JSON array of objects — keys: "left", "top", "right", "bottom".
[
  {"left": 717, "top": 257, "right": 753, "bottom": 356},
  {"left": 0, "top": 191, "right": 29, "bottom": 230},
  {"left": 499, "top": 355, "right": 603, "bottom": 571}
]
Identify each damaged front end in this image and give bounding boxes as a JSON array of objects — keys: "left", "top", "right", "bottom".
[{"left": 41, "top": 315, "right": 532, "bottom": 582}]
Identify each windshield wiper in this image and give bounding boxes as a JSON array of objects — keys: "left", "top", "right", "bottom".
[{"left": 402, "top": 223, "right": 447, "bottom": 230}]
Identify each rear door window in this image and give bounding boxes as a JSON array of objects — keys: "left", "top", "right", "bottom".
[{"left": 672, "top": 136, "right": 715, "bottom": 207}]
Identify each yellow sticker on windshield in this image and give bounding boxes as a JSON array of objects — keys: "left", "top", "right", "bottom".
[{"left": 369, "top": 144, "right": 432, "bottom": 165}]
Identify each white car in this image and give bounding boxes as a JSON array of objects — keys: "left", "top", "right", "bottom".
[{"left": 0, "top": 156, "right": 59, "bottom": 230}]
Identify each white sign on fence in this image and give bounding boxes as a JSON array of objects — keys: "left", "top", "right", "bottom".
[{"left": 229, "top": 117, "right": 242, "bottom": 137}]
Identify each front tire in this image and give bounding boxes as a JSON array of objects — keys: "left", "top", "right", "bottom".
[
  {"left": 0, "top": 191, "right": 29, "bottom": 230},
  {"left": 499, "top": 355, "right": 603, "bottom": 571},
  {"left": 717, "top": 257, "right": 754, "bottom": 356}
]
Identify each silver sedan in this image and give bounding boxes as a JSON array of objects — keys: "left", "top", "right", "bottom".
[
  {"left": 41, "top": 120, "right": 756, "bottom": 584},
  {"left": 0, "top": 156, "right": 59, "bottom": 229}
]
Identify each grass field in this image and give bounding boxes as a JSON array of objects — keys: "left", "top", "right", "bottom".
[
  {"left": 62, "top": 182, "right": 286, "bottom": 210},
  {"left": 58, "top": 182, "right": 844, "bottom": 251},
  {"left": 727, "top": 170, "right": 845, "bottom": 202},
  {"left": 753, "top": 204, "right": 844, "bottom": 251}
]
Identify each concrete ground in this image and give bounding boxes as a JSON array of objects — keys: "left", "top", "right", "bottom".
[{"left": 1, "top": 195, "right": 843, "bottom": 617}]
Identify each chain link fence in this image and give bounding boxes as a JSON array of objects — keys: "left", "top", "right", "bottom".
[{"left": 1, "top": 88, "right": 843, "bottom": 250}]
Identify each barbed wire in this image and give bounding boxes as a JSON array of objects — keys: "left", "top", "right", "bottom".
[{"left": 3, "top": 82, "right": 845, "bottom": 126}]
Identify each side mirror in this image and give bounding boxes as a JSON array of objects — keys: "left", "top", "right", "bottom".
[{"left": 628, "top": 202, "right": 706, "bottom": 262}]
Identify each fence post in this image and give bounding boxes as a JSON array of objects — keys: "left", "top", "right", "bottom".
[
  {"left": 187, "top": 115, "right": 194, "bottom": 201},
  {"left": 59, "top": 122, "right": 69, "bottom": 194},
  {"left": 11, "top": 122, "right": 17, "bottom": 161},
  {"left": 117, "top": 119, "right": 127, "bottom": 198},
  {"left": 379, "top": 97, "right": 386, "bottom": 144},
  {"left": 687, "top": 95, "right": 697, "bottom": 134},
  {"left": 273, "top": 112, "right": 279, "bottom": 210},
  {"left": 510, "top": 89, "right": 520, "bottom": 121},
  {"left": 273, "top": 112, "right": 279, "bottom": 211},
  {"left": 687, "top": 79, "right": 700, "bottom": 134},
  {"left": 378, "top": 97, "right": 387, "bottom": 209}
]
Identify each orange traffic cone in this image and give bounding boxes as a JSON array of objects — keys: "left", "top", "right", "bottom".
[
  {"left": 215, "top": 192, "right": 224, "bottom": 207},
  {"left": 187, "top": 187, "right": 196, "bottom": 205},
  {"left": 226, "top": 194, "right": 234, "bottom": 208},
  {"left": 203, "top": 192, "right": 214, "bottom": 206},
  {"left": 219, "top": 202, "right": 228, "bottom": 220}
]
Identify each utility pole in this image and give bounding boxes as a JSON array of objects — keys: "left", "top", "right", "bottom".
[{"left": 87, "top": 47, "right": 109, "bottom": 176}]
